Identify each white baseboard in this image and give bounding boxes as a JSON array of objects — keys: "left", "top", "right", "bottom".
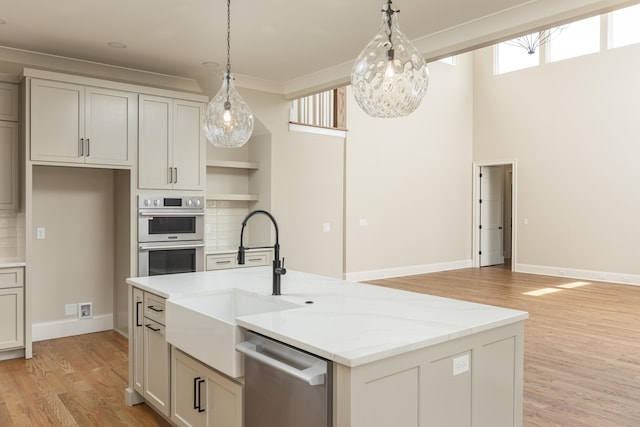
[
  {"left": 32, "top": 314, "right": 114, "bottom": 342},
  {"left": 0, "top": 348, "right": 25, "bottom": 361},
  {"left": 345, "top": 259, "right": 473, "bottom": 282},
  {"left": 516, "top": 263, "right": 640, "bottom": 286}
]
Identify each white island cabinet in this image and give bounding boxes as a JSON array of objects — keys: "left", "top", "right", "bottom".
[{"left": 127, "top": 267, "right": 528, "bottom": 427}]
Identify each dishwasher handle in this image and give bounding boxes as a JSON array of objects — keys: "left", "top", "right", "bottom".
[{"left": 236, "top": 341, "right": 326, "bottom": 386}]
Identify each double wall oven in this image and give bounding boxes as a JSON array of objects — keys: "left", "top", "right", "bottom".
[{"left": 138, "top": 195, "right": 205, "bottom": 277}]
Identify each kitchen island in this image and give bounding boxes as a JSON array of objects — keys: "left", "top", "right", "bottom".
[{"left": 127, "top": 267, "right": 528, "bottom": 427}]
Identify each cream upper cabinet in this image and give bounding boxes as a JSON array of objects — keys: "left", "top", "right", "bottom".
[
  {"left": 30, "top": 79, "right": 136, "bottom": 166},
  {"left": 0, "top": 121, "right": 19, "bottom": 210},
  {"left": 0, "top": 82, "right": 19, "bottom": 122},
  {"left": 138, "top": 95, "right": 205, "bottom": 191}
]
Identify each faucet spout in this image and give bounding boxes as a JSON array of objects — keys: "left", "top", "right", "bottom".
[{"left": 237, "top": 210, "right": 286, "bottom": 295}]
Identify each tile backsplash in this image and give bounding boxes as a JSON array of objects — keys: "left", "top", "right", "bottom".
[
  {"left": 205, "top": 200, "right": 249, "bottom": 251},
  {"left": 0, "top": 211, "right": 20, "bottom": 260}
]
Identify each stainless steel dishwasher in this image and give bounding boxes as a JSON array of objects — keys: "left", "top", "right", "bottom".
[{"left": 236, "top": 330, "right": 332, "bottom": 427}]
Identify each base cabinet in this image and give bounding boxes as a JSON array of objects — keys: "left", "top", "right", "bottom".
[
  {"left": 0, "top": 267, "right": 24, "bottom": 350},
  {"left": 172, "top": 348, "right": 243, "bottom": 427},
  {"left": 132, "top": 287, "right": 170, "bottom": 417},
  {"left": 206, "top": 249, "right": 272, "bottom": 271},
  {"left": 334, "top": 321, "right": 524, "bottom": 427}
]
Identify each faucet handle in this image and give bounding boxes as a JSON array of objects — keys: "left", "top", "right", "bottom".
[{"left": 276, "top": 257, "right": 287, "bottom": 275}]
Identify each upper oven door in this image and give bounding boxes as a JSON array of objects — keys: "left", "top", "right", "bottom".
[{"left": 138, "top": 209, "right": 205, "bottom": 242}]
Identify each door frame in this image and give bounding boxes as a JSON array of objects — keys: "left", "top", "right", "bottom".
[{"left": 472, "top": 160, "right": 518, "bottom": 270}]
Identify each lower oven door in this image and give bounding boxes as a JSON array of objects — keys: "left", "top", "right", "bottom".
[{"left": 138, "top": 241, "right": 205, "bottom": 276}]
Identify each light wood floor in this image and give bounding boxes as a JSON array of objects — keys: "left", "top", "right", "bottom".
[
  {"left": 0, "top": 331, "right": 170, "bottom": 427},
  {"left": 0, "top": 266, "right": 638, "bottom": 426}
]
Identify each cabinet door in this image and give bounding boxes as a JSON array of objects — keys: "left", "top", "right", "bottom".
[
  {"left": 0, "top": 82, "right": 19, "bottom": 121},
  {"left": 0, "top": 122, "right": 19, "bottom": 209},
  {"left": 144, "top": 319, "right": 170, "bottom": 416},
  {"left": 172, "top": 349, "right": 204, "bottom": 427},
  {"left": 84, "top": 87, "right": 136, "bottom": 166},
  {"left": 139, "top": 95, "right": 172, "bottom": 189},
  {"left": 172, "top": 100, "right": 204, "bottom": 191},
  {"left": 30, "top": 79, "right": 85, "bottom": 163},
  {"left": 204, "top": 369, "right": 243, "bottom": 427},
  {"left": 0, "top": 287, "right": 24, "bottom": 350},
  {"left": 132, "top": 288, "right": 145, "bottom": 394}
]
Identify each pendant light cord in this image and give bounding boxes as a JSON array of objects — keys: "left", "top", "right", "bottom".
[
  {"left": 384, "top": 0, "right": 398, "bottom": 61},
  {"left": 225, "top": 0, "right": 231, "bottom": 105}
]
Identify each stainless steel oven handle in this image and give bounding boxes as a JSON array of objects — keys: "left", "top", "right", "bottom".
[
  {"left": 139, "top": 212, "right": 205, "bottom": 217},
  {"left": 138, "top": 243, "right": 206, "bottom": 251},
  {"left": 236, "top": 341, "right": 326, "bottom": 386}
]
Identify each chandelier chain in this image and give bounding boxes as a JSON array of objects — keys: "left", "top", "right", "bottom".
[{"left": 226, "top": 0, "right": 231, "bottom": 76}]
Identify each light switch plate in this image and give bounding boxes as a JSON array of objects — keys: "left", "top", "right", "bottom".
[{"left": 36, "top": 227, "right": 46, "bottom": 240}]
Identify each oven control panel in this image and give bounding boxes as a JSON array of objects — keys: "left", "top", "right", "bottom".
[{"left": 139, "top": 195, "right": 204, "bottom": 209}]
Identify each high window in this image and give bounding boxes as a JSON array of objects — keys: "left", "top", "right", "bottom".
[
  {"left": 547, "top": 16, "right": 600, "bottom": 63},
  {"left": 610, "top": 3, "right": 640, "bottom": 48},
  {"left": 496, "top": 36, "right": 540, "bottom": 74}
]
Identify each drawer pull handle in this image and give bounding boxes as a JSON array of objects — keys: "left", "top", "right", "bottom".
[
  {"left": 216, "top": 260, "right": 232, "bottom": 264},
  {"left": 193, "top": 377, "right": 200, "bottom": 409},
  {"left": 136, "top": 301, "right": 142, "bottom": 327},
  {"left": 145, "top": 324, "right": 161, "bottom": 332},
  {"left": 247, "top": 257, "right": 262, "bottom": 262},
  {"left": 148, "top": 305, "right": 164, "bottom": 313},
  {"left": 197, "top": 378, "right": 205, "bottom": 413}
]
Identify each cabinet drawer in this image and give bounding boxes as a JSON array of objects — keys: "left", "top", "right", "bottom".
[
  {"left": 0, "top": 267, "right": 24, "bottom": 289},
  {"left": 206, "top": 254, "right": 237, "bottom": 271},
  {"left": 144, "top": 292, "right": 166, "bottom": 325},
  {"left": 242, "top": 253, "right": 270, "bottom": 267},
  {"left": 144, "top": 318, "right": 165, "bottom": 337}
]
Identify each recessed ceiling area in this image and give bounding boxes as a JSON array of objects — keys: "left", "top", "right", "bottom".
[{"left": 0, "top": 0, "right": 636, "bottom": 96}]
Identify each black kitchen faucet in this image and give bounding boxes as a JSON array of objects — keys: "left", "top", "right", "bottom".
[{"left": 237, "top": 210, "right": 287, "bottom": 295}]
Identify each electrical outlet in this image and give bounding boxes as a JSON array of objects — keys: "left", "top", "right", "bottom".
[
  {"left": 79, "top": 302, "right": 93, "bottom": 319},
  {"left": 322, "top": 223, "right": 331, "bottom": 233},
  {"left": 453, "top": 354, "right": 470, "bottom": 376},
  {"left": 36, "top": 227, "right": 46, "bottom": 240}
]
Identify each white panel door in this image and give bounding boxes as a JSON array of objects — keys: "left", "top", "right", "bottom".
[{"left": 479, "top": 166, "right": 504, "bottom": 267}]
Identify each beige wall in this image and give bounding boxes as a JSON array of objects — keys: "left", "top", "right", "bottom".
[
  {"left": 245, "top": 89, "right": 345, "bottom": 279},
  {"left": 198, "top": 76, "right": 346, "bottom": 278},
  {"left": 473, "top": 43, "right": 640, "bottom": 283},
  {"left": 31, "top": 166, "right": 115, "bottom": 325},
  {"left": 344, "top": 55, "right": 475, "bottom": 280}
]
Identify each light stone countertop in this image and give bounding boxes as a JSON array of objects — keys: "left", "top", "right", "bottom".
[
  {"left": 127, "top": 267, "right": 528, "bottom": 367},
  {"left": 0, "top": 260, "right": 26, "bottom": 268}
]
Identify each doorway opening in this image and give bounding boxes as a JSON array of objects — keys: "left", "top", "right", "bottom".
[{"left": 472, "top": 161, "right": 517, "bottom": 270}]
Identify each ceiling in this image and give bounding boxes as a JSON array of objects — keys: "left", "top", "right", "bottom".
[{"left": 0, "top": 0, "right": 636, "bottom": 96}]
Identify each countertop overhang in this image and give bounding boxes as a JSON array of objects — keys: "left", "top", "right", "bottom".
[{"left": 127, "top": 267, "right": 528, "bottom": 367}]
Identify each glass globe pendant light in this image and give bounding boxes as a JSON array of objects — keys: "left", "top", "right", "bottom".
[
  {"left": 351, "top": 0, "right": 429, "bottom": 118},
  {"left": 203, "top": 0, "right": 254, "bottom": 147}
]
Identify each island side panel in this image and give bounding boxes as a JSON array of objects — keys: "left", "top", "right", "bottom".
[{"left": 334, "top": 321, "right": 524, "bottom": 427}]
